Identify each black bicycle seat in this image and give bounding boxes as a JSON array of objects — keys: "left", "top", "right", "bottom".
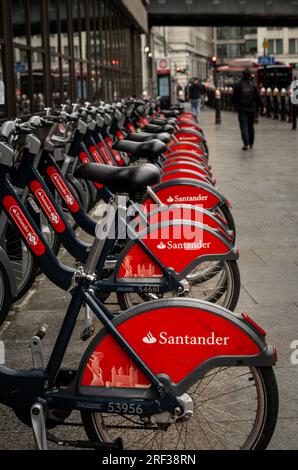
[
  {"left": 74, "top": 163, "right": 160, "bottom": 194},
  {"left": 142, "top": 124, "right": 174, "bottom": 134},
  {"left": 150, "top": 118, "right": 176, "bottom": 126},
  {"left": 112, "top": 139, "right": 167, "bottom": 158},
  {"left": 161, "top": 109, "right": 180, "bottom": 117},
  {"left": 124, "top": 132, "right": 171, "bottom": 144}
]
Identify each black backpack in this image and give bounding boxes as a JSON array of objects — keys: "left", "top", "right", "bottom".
[{"left": 239, "top": 80, "right": 255, "bottom": 107}]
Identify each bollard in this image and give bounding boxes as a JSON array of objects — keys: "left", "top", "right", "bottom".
[
  {"left": 272, "top": 87, "right": 280, "bottom": 120},
  {"left": 288, "top": 89, "right": 293, "bottom": 123},
  {"left": 224, "top": 87, "right": 229, "bottom": 110},
  {"left": 228, "top": 87, "right": 234, "bottom": 111},
  {"left": 266, "top": 88, "right": 272, "bottom": 118},
  {"left": 220, "top": 87, "right": 225, "bottom": 110},
  {"left": 292, "top": 104, "right": 297, "bottom": 130},
  {"left": 215, "top": 88, "right": 221, "bottom": 124},
  {"left": 280, "top": 88, "right": 287, "bottom": 121},
  {"left": 260, "top": 87, "right": 266, "bottom": 118}
]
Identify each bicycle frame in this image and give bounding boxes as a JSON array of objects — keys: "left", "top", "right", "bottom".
[{"left": 11, "top": 143, "right": 236, "bottom": 298}]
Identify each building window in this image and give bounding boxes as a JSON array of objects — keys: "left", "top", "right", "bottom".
[
  {"left": 0, "top": 0, "right": 142, "bottom": 118},
  {"left": 217, "top": 43, "right": 244, "bottom": 58},
  {"left": 245, "top": 39, "right": 257, "bottom": 55},
  {"left": 268, "top": 39, "right": 283, "bottom": 55},
  {"left": 289, "top": 38, "right": 298, "bottom": 54},
  {"left": 217, "top": 27, "right": 243, "bottom": 40}
]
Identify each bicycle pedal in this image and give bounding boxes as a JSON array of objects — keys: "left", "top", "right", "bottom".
[
  {"left": 35, "top": 323, "right": 49, "bottom": 340},
  {"left": 80, "top": 325, "right": 95, "bottom": 342}
]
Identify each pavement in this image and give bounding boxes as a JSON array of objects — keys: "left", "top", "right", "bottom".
[{"left": 0, "top": 107, "right": 298, "bottom": 449}]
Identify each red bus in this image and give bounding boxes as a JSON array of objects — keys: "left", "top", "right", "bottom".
[{"left": 217, "top": 58, "right": 293, "bottom": 90}]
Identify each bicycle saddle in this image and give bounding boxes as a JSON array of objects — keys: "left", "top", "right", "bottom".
[
  {"left": 150, "top": 118, "right": 176, "bottom": 126},
  {"left": 112, "top": 138, "right": 167, "bottom": 158},
  {"left": 74, "top": 163, "right": 160, "bottom": 194},
  {"left": 124, "top": 132, "right": 171, "bottom": 144},
  {"left": 142, "top": 123, "right": 174, "bottom": 134}
]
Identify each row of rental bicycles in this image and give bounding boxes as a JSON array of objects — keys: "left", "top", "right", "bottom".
[{"left": 0, "top": 98, "right": 278, "bottom": 450}]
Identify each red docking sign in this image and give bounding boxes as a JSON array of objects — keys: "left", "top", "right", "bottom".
[{"left": 156, "top": 58, "right": 171, "bottom": 75}]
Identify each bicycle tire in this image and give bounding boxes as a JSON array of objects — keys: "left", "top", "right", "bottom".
[
  {"left": 2, "top": 221, "right": 40, "bottom": 300},
  {"left": 0, "top": 261, "right": 13, "bottom": 326},
  {"left": 116, "top": 260, "right": 240, "bottom": 312},
  {"left": 81, "top": 366, "right": 278, "bottom": 450}
]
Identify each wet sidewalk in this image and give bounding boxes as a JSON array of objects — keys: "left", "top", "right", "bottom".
[{"left": 0, "top": 108, "right": 298, "bottom": 449}]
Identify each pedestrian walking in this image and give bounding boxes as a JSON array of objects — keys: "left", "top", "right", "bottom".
[
  {"left": 233, "top": 69, "right": 264, "bottom": 150},
  {"left": 189, "top": 79, "right": 204, "bottom": 121}
]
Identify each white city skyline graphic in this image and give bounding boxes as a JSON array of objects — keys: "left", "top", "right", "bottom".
[
  {"left": 122, "top": 255, "right": 161, "bottom": 278},
  {"left": 86, "top": 351, "right": 148, "bottom": 388}
]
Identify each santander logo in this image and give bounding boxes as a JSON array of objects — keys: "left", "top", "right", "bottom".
[
  {"left": 142, "top": 331, "right": 230, "bottom": 346},
  {"left": 166, "top": 195, "right": 208, "bottom": 203},
  {"left": 142, "top": 332, "right": 157, "bottom": 344},
  {"left": 157, "top": 241, "right": 167, "bottom": 250},
  {"left": 27, "top": 232, "right": 38, "bottom": 245},
  {"left": 157, "top": 240, "right": 211, "bottom": 250}
]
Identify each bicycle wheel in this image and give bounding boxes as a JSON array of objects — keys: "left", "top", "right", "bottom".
[
  {"left": 39, "top": 211, "right": 61, "bottom": 256},
  {"left": 0, "top": 261, "right": 13, "bottom": 326},
  {"left": 2, "top": 221, "right": 39, "bottom": 300},
  {"left": 81, "top": 366, "right": 278, "bottom": 450},
  {"left": 117, "top": 260, "right": 240, "bottom": 312},
  {"left": 214, "top": 204, "right": 236, "bottom": 238},
  {"left": 77, "top": 178, "right": 92, "bottom": 212}
]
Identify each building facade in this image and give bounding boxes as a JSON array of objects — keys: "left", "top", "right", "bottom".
[
  {"left": 146, "top": 26, "right": 214, "bottom": 94},
  {"left": 215, "top": 26, "right": 298, "bottom": 77},
  {"left": 215, "top": 27, "right": 258, "bottom": 63},
  {"left": 0, "top": 0, "right": 148, "bottom": 119},
  {"left": 257, "top": 27, "right": 298, "bottom": 77}
]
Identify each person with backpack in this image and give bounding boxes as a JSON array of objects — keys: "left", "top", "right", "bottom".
[{"left": 233, "top": 69, "right": 264, "bottom": 150}]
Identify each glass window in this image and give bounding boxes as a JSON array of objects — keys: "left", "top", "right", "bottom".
[
  {"left": 14, "top": 48, "right": 30, "bottom": 115},
  {"left": 0, "top": 0, "right": 142, "bottom": 116},
  {"left": 0, "top": 45, "right": 5, "bottom": 118},
  {"left": 289, "top": 38, "right": 298, "bottom": 54},
  {"left": 29, "top": 0, "right": 42, "bottom": 49},
  {"left": 217, "top": 27, "right": 243, "bottom": 40},
  {"left": 276, "top": 39, "right": 283, "bottom": 54},
  {"left": 31, "top": 50, "right": 44, "bottom": 112},
  {"left": 268, "top": 39, "right": 274, "bottom": 55},
  {"left": 12, "top": 0, "right": 27, "bottom": 46},
  {"left": 245, "top": 39, "right": 257, "bottom": 55}
]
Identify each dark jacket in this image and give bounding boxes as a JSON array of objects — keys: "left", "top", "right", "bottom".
[
  {"left": 233, "top": 79, "right": 264, "bottom": 113},
  {"left": 189, "top": 83, "right": 204, "bottom": 100}
]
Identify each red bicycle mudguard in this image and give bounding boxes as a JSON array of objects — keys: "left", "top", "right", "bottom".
[
  {"left": 78, "top": 299, "right": 276, "bottom": 394},
  {"left": 164, "top": 151, "right": 209, "bottom": 167},
  {"left": 161, "top": 170, "right": 215, "bottom": 186},
  {"left": 116, "top": 220, "right": 237, "bottom": 280},
  {"left": 146, "top": 179, "right": 227, "bottom": 212},
  {"left": 165, "top": 142, "right": 207, "bottom": 157},
  {"left": 179, "top": 112, "right": 197, "bottom": 121},
  {"left": 174, "top": 129, "right": 205, "bottom": 144},
  {"left": 178, "top": 122, "right": 202, "bottom": 132},
  {"left": 139, "top": 205, "right": 234, "bottom": 243},
  {"left": 162, "top": 161, "right": 213, "bottom": 177}
]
